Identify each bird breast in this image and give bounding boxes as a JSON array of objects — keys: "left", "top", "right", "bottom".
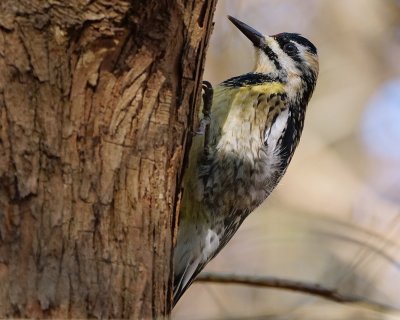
[{"left": 203, "top": 90, "right": 289, "bottom": 213}]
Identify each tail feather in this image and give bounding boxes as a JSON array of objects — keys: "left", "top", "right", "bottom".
[{"left": 173, "top": 256, "right": 204, "bottom": 306}]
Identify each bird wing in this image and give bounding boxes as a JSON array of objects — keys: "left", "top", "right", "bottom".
[{"left": 173, "top": 84, "right": 235, "bottom": 305}]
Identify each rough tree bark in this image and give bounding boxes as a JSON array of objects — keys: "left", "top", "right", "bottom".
[{"left": 0, "top": 0, "right": 216, "bottom": 318}]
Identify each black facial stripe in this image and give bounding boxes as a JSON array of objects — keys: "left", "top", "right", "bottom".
[
  {"left": 292, "top": 35, "right": 317, "bottom": 55},
  {"left": 221, "top": 72, "right": 284, "bottom": 87},
  {"left": 274, "top": 33, "right": 317, "bottom": 55},
  {"left": 263, "top": 46, "right": 281, "bottom": 70},
  {"left": 291, "top": 53, "right": 303, "bottom": 64}
]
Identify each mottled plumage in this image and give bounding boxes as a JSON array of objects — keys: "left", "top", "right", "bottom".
[{"left": 173, "top": 16, "right": 319, "bottom": 305}]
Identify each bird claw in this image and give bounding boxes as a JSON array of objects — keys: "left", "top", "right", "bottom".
[
  {"left": 195, "top": 81, "right": 213, "bottom": 135},
  {"left": 202, "top": 81, "right": 213, "bottom": 114}
]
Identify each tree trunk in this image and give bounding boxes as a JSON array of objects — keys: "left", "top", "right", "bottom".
[{"left": 0, "top": 0, "right": 216, "bottom": 318}]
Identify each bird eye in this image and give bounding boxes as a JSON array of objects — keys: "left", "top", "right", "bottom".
[{"left": 283, "top": 42, "right": 297, "bottom": 55}]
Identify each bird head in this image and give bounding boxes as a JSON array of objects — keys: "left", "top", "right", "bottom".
[{"left": 228, "top": 15, "right": 319, "bottom": 92}]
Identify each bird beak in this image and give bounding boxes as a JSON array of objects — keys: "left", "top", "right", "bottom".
[{"left": 228, "top": 16, "right": 264, "bottom": 48}]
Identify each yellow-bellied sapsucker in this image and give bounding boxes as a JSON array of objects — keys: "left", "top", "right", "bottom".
[{"left": 173, "top": 16, "right": 319, "bottom": 305}]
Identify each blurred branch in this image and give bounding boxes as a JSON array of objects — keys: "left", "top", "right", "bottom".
[{"left": 196, "top": 272, "right": 397, "bottom": 310}]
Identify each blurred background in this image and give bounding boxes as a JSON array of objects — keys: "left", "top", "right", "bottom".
[{"left": 173, "top": 1, "right": 400, "bottom": 319}]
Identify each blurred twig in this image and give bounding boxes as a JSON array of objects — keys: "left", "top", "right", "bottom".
[{"left": 196, "top": 272, "right": 397, "bottom": 310}]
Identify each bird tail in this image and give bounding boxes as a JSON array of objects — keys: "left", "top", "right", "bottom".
[{"left": 173, "top": 256, "right": 204, "bottom": 307}]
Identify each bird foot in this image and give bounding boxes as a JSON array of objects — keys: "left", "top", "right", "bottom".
[{"left": 196, "top": 81, "right": 213, "bottom": 136}]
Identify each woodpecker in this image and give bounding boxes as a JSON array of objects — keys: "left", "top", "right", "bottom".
[{"left": 173, "top": 16, "right": 319, "bottom": 305}]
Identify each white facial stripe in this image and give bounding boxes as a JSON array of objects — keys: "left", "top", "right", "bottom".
[
  {"left": 254, "top": 47, "right": 279, "bottom": 74},
  {"left": 255, "top": 37, "right": 318, "bottom": 82},
  {"left": 273, "top": 38, "right": 301, "bottom": 76},
  {"left": 255, "top": 37, "right": 299, "bottom": 76},
  {"left": 297, "top": 43, "right": 308, "bottom": 55}
]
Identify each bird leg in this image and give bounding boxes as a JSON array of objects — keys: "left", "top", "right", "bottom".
[{"left": 197, "top": 80, "right": 213, "bottom": 155}]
